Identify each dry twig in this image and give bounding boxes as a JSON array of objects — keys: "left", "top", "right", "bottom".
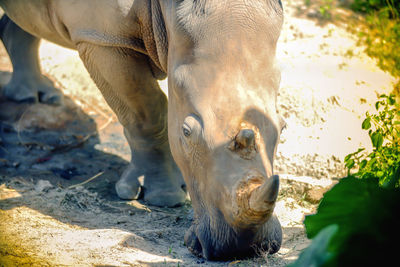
[{"left": 68, "top": 171, "right": 105, "bottom": 189}]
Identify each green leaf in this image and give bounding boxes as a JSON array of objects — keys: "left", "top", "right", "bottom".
[
  {"left": 370, "top": 132, "right": 383, "bottom": 148},
  {"left": 356, "top": 148, "right": 365, "bottom": 153},
  {"left": 303, "top": 177, "right": 400, "bottom": 266},
  {"left": 375, "top": 101, "right": 380, "bottom": 110},
  {"left": 369, "top": 157, "right": 377, "bottom": 165},
  {"left": 345, "top": 159, "right": 355, "bottom": 169},
  {"left": 382, "top": 165, "right": 400, "bottom": 189},
  {"left": 388, "top": 96, "right": 396, "bottom": 105},
  {"left": 379, "top": 94, "right": 387, "bottom": 98},
  {"left": 359, "top": 159, "right": 368, "bottom": 169},
  {"left": 362, "top": 118, "right": 372, "bottom": 129},
  {"left": 289, "top": 225, "right": 338, "bottom": 267},
  {"left": 344, "top": 154, "right": 352, "bottom": 162}
]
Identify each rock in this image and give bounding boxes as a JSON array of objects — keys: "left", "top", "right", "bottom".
[
  {"left": 307, "top": 9, "right": 321, "bottom": 19},
  {"left": 34, "top": 179, "right": 53, "bottom": 192},
  {"left": 280, "top": 175, "right": 336, "bottom": 204},
  {"left": 305, "top": 186, "right": 330, "bottom": 204}
]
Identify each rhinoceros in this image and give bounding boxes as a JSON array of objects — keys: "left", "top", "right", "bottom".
[{"left": 0, "top": 0, "right": 285, "bottom": 260}]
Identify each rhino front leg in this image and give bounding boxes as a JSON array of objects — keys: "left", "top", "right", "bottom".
[
  {"left": 77, "top": 43, "right": 186, "bottom": 207},
  {"left": 0, "top": 15, "right": 63, "bottom": 104}
]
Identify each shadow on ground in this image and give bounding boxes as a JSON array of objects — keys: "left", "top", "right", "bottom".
[{"left": 0, "top": 72, "right": 198, "bottom": 265}]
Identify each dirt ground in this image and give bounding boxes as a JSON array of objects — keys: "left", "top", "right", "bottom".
[{"left": 0, "top": 0, "right": 396, "bottom": 266}]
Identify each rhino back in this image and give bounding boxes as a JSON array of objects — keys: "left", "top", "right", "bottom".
[
  {"left": 0, "top": 0, "right": 73, "bottom": 47},
  {"left": 0, "top": 0, "right": 146, "bottom": 52}
]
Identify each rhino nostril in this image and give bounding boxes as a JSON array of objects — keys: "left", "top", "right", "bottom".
[
  {"left": 235, "top": 129, "right": 255, "bottom": 149},
  {"left": 181, "top": 183, "right": 187, "bottom": 193}
]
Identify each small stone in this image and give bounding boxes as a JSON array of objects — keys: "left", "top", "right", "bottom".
[
  {"left": 12, "top": 161, "right": 20, "bottom": 168},
  {"left": 35, "top": 179, "right": 53, "bottom": 192}
]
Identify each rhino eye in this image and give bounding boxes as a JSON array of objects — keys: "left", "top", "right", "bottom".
[
  {"left": 182, "top": 114, "right": 202, "bottom": 139},
  {"left": 183, "top": 124, "right": 192, "bottom": 137}
]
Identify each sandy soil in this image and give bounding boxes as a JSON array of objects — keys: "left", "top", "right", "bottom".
[{"left": 0, "top": 0, "right": 396, "bottom": 266}]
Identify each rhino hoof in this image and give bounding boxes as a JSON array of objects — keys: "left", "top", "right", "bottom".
[
  {"left": 38, "top": 90, "right": 63, "bottom": 105},
  {"left": 3, "top": 75, "right": 63, "bottom": 105},
  {"left": 3, "top": 83, "right": 38, "bottom": 103},
  {"left": 144, "top": 188, "right": 186, "bottom": 207},
  {"left": 115, "top": 164, "right": 141, "bottom": 200},
  {"left": 115, "top": 179, "right": 141, "bottom": 200}
]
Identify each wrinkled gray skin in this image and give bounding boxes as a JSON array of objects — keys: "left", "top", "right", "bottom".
[{"left": 0, "top": 0, "right": 284, "bottom": 260}]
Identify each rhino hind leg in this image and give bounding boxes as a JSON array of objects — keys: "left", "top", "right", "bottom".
[
  {"left": 0, "top": 15, "right": 63, "bottom": 104},
  {"left": 77, "top": 43, "right": 186, "bottom": 207}
]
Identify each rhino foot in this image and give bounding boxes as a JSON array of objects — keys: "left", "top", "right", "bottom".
[
  {"left": 142, "top": 162, "right": 186, "bottom": 207},
  {"left": 3, "top": 75, "right": 63, "bottom": 105},
  {"left": 143, "top": 186, "right": 186, "bottom": 208},
  {"left": 115, "top": 161, "right": 186, "bottom": 207},
  {"left": 115, "top": 164, "right": 142, "bottom": 200}
]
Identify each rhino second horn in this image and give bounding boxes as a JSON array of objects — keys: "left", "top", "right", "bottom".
[
  {"left": 248, "top": 175, "right": 279, "bottom": 212},
  {"left": 235, "top": 129, "right": 255, "bottom": 149}
]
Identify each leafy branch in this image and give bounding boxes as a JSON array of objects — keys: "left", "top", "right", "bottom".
[{"left": 344, "top": 94, "right": 400, "bottom": 188}]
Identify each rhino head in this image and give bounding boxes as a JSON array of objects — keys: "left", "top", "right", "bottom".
[{"left": 152, "top": 0, "right": 284, "bottom": 260}]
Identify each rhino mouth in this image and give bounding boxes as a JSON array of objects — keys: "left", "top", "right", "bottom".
[
  {"left": 184, "top": 213, "right": 282, "bottom": 260},
  {"left": 183, "top": 172, "right": 281, "bottom": 260},
  {"left": 184, "top": 220, "right": 258, "bottom": 260}
]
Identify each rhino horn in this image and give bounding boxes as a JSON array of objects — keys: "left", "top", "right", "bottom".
[
  {"left": 233, "top": 175, "right": 279, "bottom": 228},
  {"left": 248, "top": 175, "right": 279, "bottom": 213}
]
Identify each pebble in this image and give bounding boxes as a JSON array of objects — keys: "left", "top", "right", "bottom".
[{"left": 35, "top": 179, "right": 54, "bottom": 192}]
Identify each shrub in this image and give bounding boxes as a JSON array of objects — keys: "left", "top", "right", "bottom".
[
  {"left": 290, "top": 177, "right": 400, "bottom": 267},
  {"left": 357, "top": 12, "right": 400, "bottom": 81},
  {"left": 344, "top": 94, "right": 400, "bottom": 188},
  {"left": 351, "top": 0, "right": 400, "bottom": 17},
  {"left": 290, "top": 95, "right": 400, "bottom": 266},
  {"left": 349, "top": 0, "right": 400, "bottom": 86}
]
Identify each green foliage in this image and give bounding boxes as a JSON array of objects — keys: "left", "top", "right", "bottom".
[
  {"left": 288, "top": 225, "right": 337, "bottom": 267},
  {"left": 319, "top": 0, "right": 334, "bottom": 19},
  {"left": 344, "top": 94, "right": 400, "bottom": 188},
  {"left": 358, "top": 13, "right": 400, "bottom": 80},
  {"left": 292, "top": 96, "right": 400, "bottom": 266},
  {"left": 291, "top": 177, "right": 400, "bottom": 266},
  {"left": 351, "top": 0, "right": 400, "bottom": 17},
  {"left": 349, "top": 0, "right": 400, "bottom": 84}
]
